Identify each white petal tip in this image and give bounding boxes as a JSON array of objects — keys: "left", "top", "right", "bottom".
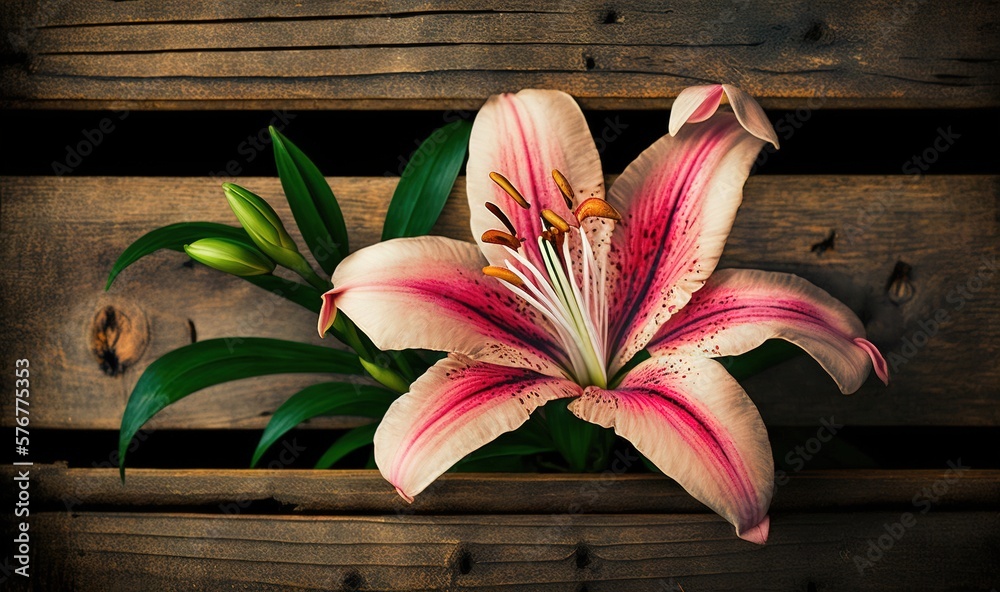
[
  {"left": 720, "top": 84, "right": 780, "bottom": 150},
  {"left": 738, "top": 514, "right": 770, "bottom": 545},
  {"left": 854, "top": 338, "right": 890, "bottom": 386},
  {"left": 395, "top": 486, "right": 415, "bottom": 504},
  {"left": 669, "top": 84, "right": 724, "bottom": 137}
]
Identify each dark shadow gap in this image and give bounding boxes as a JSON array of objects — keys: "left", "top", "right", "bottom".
[{"left": 3, "top": 109, "right": 998, "bottom": 177}]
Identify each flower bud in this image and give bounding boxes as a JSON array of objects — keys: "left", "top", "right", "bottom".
[
  {"left": 183, "top": 238, "right": 275, "bottom": 276},
  {"left": 222, "top": 183, "right": 304, "bottom": 270}
]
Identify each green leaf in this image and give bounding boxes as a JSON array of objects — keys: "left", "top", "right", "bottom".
[
  {"left": 314, "top": 423, "right": 379, "bottom": 469},
  {"left": 457, "top": 418, "right": 556, "bottom": 467},
  {"left": 717, "top": 339, "right": 804, "bottom": 381},
  {"left": 106, "top": 222, "right": 251, "bottom": 289},
  {"left": 543, "top": 398, "right": 604, "bottom": 472},
  {"left": 270, "top": 127, "right": 349, "bottom": 274},
  {"left": 118, "top": 338, "right": 363, "bottom": 479},
  {"left": 241, "top": 275, "right": 323, "bottom": 314},
  {"left": 251, "top": 383, "right": 394, "bottom": 467},
  {"left": 381, "top": 120, "right": 472, "bottom": 240}
]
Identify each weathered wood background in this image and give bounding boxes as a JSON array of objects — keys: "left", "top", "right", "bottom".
[
  {"left": 2, "top": 0, "right": 999, "bottom": 109},
  {"left": 1, "top": 465, "right": 998, "bottom": 591},
  {"left": 1, "top": 1, "right": 998, "bottom": 591}
]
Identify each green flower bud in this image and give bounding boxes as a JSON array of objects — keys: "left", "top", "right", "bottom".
[
  {"left": 183, "top": 238, "right": 276, "bottom": 276},
  {"left": 359, "top": 357, "right": 410, "bottom": 394},
  {"left": 222, "top": 183, "right": 304, "bottom": 270}
]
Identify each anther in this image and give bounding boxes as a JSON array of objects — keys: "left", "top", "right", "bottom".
[
  {"left": 482, "top": 229, "right": 522, "bottom": 250},
  {"left": 541, "top": 209, "right": 572, "bottom": 233},
  {"left": 489, "top": 172, "right": 530, "bottom": 209},
  {"left": 483, "top": 266, "right": 525, "bottom": 287},
  {"left": 575, "top": 197, "right": 622, "bottom": 223},
  {"left": 551, "top": 169, "right": 575, "bottom": 209},
  {"left": 485, "top": 202, "right": 519, "bottom": 237}
]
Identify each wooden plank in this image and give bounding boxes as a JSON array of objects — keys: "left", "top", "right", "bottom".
[
  {"left": 9, "top": 465, "right": 998, "bottom": 514},
  {"left": 11, "top": 511, "right": 997, "bottom": 591},
  {"left": 2, "top": 1, "right": 998, "bottom": 109},
  {"left": 1, "top": 175, "right": 997, "bottom": 429}
]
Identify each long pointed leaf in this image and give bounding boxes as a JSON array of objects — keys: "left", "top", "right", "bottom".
[
  {"left": 314, "top": 423, "right": 379, "bottom": 469},
  {"left": 270, "top": 127, "right": 349, "bottom": 274},
  {"left": 119, "top": 338, "right": 363, "bottom": 478},
  {"left": 251, "top": 383, "right": 394, "bottom": 467},
  {"left": 106, "top": 222, "right": 250, "bottom": 289},
  {"left": 382, "top": 120, "right": 472, "bottom": 240}
]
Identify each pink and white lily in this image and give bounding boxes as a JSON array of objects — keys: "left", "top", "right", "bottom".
[{"left": 318, "top": 84, "right": 888, "bottom": 544}]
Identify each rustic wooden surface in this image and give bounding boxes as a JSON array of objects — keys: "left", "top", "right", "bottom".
[
  {"left": 5, "top": 511, "right": 991, "bottom": 591},
  {"left": 1, "top": 466, "right": 996, "bottom": 591},
  {"left": 9, "top": 465, "right": 998, "bottom": 515},
  {"left": 1, "top": 175, "right": 997, "bottom": 430},
  {"left": 2, "top": 0, "right": 999, "bottom": 109}
]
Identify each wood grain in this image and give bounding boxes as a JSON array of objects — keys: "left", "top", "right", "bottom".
[
  {"left": 9, "top": 511, "right": 996, "bottom": 591},
  {"left": 9, "top": 465, "right": 998, "bottom": 515},
  {"left": 1, "top": 175, "right": 997, "bottom": 430},
  {"left": 2, "top": 0, "right": 998, "bottom": 109}
]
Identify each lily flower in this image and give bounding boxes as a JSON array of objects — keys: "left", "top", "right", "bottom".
[{"left": 319, "top": 85, "right": 888, "bottom": 543}]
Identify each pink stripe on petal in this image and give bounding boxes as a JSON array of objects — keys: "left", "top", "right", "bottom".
[
  {"left": 375, "top": 355, "right": 582, "bottom": 500},
  {"left": 570, "top": 355, "right": 773, "bottom": 542},
  {"left": 606, "top": 114, "right": 767, "bottom": 374},
  {"left": 467, "top": 90, "right": 605, "bottom": 271},
  {"left": 650, "top": 269, "right": 886, "bottom": 393},
  {"left": 331, "top": 236, "right": 569, "bottom": 377}
]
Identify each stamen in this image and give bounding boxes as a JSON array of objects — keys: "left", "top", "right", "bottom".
[
  {"left": 541, "top": 209, "right": 571, "bottom": 233},
  {"left": 481, "top": 229, "right": 521, "bottom": 251},
  {"left": 489, "top": 172, "right": 530, "bottom": 209},
  {"left": 485, "top": 201, "right": 519, "bottom": 237},
  {"left": 551, "top": 169, "right": 575, "bottom": 209},
  {"left": 575, "top": 197, "right": 622, "bottom": 223},
  {"left": 483, "top": 266, "right": 525, "bottom": 287}
]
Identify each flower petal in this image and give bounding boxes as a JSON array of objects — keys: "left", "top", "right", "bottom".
[
  {"left": 670, "top": 84, "right": 779, "bottom": 149},
  {"left": 649, "top": 269, "right": 889, "bottom": 392},
  {"left": 375, "top": 354, "right": 582, "bottom": 500},
  {"left": 569, "top": 355, "right": 773, "bottom": 543},
  {"left": 467, "top": 89, "right": 605, "bottom": 270},
  {"left": 606, "top": 113, "right": 766, "bottom": 374},
  {"left": 721, "top": 84, "right": 780, "bottom": 149},
  {"left": 668, "top": 84, "right": 725, "bottom": 134},
  {"left": 326, "top": 235, "right": 569, "bottom": 377}
]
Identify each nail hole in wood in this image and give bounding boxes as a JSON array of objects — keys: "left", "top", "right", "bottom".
[
  {"left": 457, "top": 549, "right": 474, "bottom": 574},
  {"left": 810, "top": 230, "right": 836, "bottom": 255},
  {"left": 585, "top": 56, "right": 596, "bottom": 70},
  {"left": 341, "top": 570, "right": 363, "bottom": 591},
  {"left": 603, "top": 10, "right": 622, "bottom": 24},
  {"left": 806, "top": 581, "right": 818, "bottom": 592},
  {"left": 803, "top": 20, "right": 826, "bottom": 43},
  {"left": 886, "top": 260, "right": 915, "bottom": 306},
  {"left": 575, "top": 544, "right": 591, "bottom": 568}
]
